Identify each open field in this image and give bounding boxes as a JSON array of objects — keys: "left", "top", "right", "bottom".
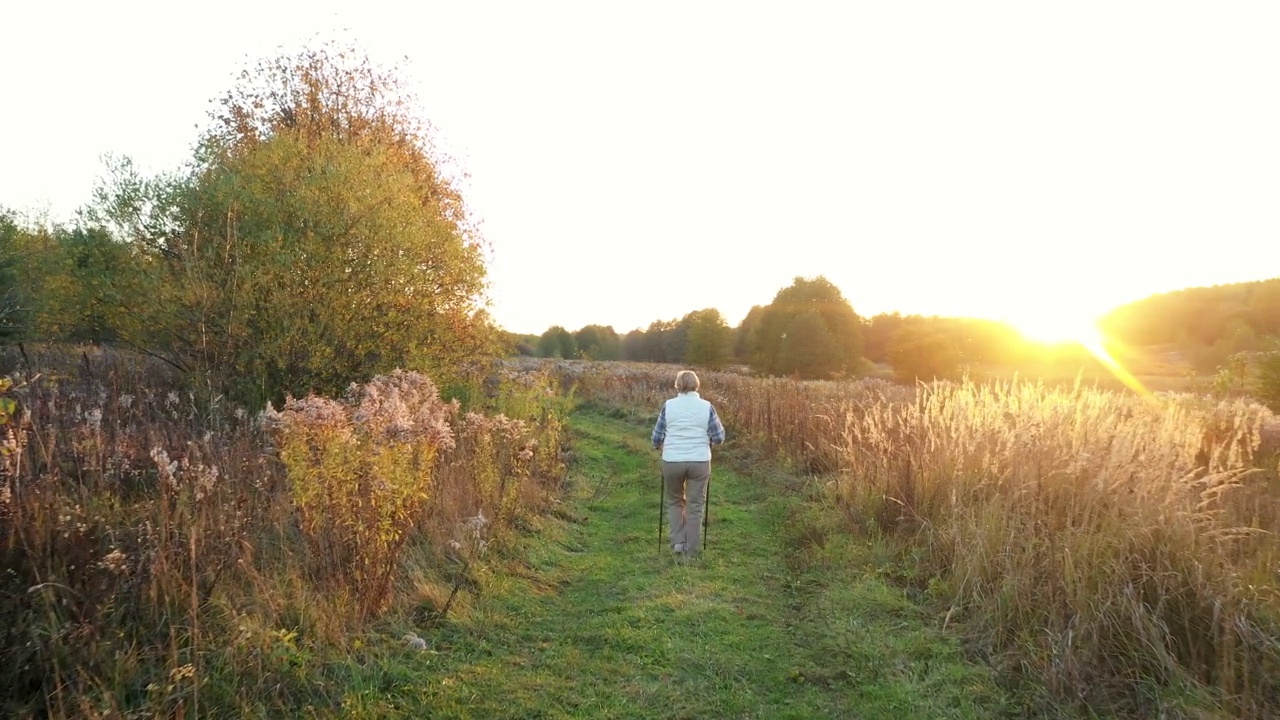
[
  {"left": 548, "top": 358, "right": 1280, "bottom": 717},
  {"left": 4, "top": 348, "right": 1280, "bottom": 717},
  {"left": 330, "top": 409, "right": 1010, "bottom": 718},
  {"left": 5, "top": 17, "right": 1279, "bottom": 719}
]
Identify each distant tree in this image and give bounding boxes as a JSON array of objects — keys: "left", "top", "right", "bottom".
[
  {"left": 497, "top": 331, "right": 537, "bottom": 356},
  {"left": 0, "top": 214, "right": 120, "bottom": 344},
  {"left": 954, "top": 318, "right": 1025, "bottom": 365},
  {"left": 45, "top": 226, "right": 137, "bottom": 343},
  {"left": 1251, "top": 281, "right": 1280, "bottom": 336},
  {"left": 0, "top": 210, "right": 31, "bottom": 342},
  {"left": 0, "top": 290, "right": 17, "bottom": 342},
  {"left": 777, "top": 311, "right": 841, "bottom": 377},
  {"left": 598, "top": 326, "right": 622, "bottom": 360},
  {"left": 574, "top": 324, "right": 620, "bottom": 360},
  {"left": 874, "top": 315, "right": 1023, "bottom": 379},
  {"left": 639, "top": 321, "right": 665, "bottom": 362},
  {"left": 664, "top": 320, "right": 689, "bottom": 364},
  {"left": 1195, "top": 319, "right": 1263, "bottom": 373},
  {"left": 1100, "top": 278, "right": 1280, "bottom": 350},
  {"left": 641, "top": 320, "right": 682, "bottom": 363},
  {"left": 621, "top": 328, "right": 647, "bottom": 361},
  {"left": 863, "top": 313, "right": 905, "bottom": 364},
  {"left": 682, "top": 308, "right": 732, "bottom": 368},
  {"left": 751, "top": 276, "right": 863, "bottom": 378},
  {"left": 733, "top": 305, "right": 764, "bottom": 363},
  {"left": 573, "top": 325, "right": 601, "bottom": 359},
  {"left": 537, "top": 326, "right": 576, "bottom": 358},
  {"left": 887, "top": 320, "right": 963, "bottom": 382},
  {"left": 1257, "top": 347, "right": 1280, "bottom": 412}
]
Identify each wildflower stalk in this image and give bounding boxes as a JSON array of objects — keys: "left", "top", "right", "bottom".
[{"left": 263, "top": 370, "right": 457, "bottom": 617}]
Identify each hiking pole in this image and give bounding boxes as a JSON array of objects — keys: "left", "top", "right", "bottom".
[
  {"left": 703, "top": 474, "right": 711, "bottom": 550},
  {"left": 657, "top": 471, "right": 664, "bottom": 556}
]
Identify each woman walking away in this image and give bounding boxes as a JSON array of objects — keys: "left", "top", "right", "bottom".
[{"left": 652, "top": 370, "right": 726, "bottom": 558}]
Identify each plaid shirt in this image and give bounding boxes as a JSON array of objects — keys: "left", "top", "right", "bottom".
[{"left": 652, "top": 403, "right": 725, "bottom": 448}]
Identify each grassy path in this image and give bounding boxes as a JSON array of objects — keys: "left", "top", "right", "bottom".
[{"left": 340, "top": 409, "right": 1009, "bottom": 718}]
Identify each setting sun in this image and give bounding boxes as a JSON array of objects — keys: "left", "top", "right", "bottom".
[
  {"left": 1008, "top": 309, "right": 1105, "bottom": 348},
  {"left": 1007, "top": 309, "right": 1149, "bottom": 395}
]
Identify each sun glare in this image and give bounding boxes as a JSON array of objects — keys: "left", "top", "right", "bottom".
[
  {"left": 1009, "top": 311, "right": 1149, "bottom": 396},
  {"left": 1013, "top": 313, "right": 1104, "bottom": 348}
]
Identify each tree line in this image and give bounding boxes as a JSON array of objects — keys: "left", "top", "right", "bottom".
[
  {"left": 518, "top": 276, "right": 1043, "bottom": 381},
  {"left": 521, "top": 269, "right": 1280, "bottom": 386},
  {"left": 516, "top": 277, "right": 859, "bottom": 378},
  {"left": 516, "top": 307, "right": 737, "bottom": 368},
  {"left": 1101, "top": 278, "right": 1280, "bottom": 371}
]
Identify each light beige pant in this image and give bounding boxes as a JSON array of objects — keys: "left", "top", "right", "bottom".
[{"left": 662, "top": 461, "right": 710, "bottom": 555}]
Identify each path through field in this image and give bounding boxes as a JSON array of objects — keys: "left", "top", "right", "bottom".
[{"left": 343, "top": 409, "right": 1008, "bottom": 718}]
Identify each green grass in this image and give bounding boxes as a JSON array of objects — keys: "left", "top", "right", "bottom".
[{"left": 327, "top": 409, "right": 1012, "bottom": 719}]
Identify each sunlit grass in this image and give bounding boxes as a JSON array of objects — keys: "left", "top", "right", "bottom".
[
  {"left": 556, "top": 357, "right": 1280, "bottom": 717},
  {"left": 377, "top": 409, "right": 1010, "bottom": 719}
]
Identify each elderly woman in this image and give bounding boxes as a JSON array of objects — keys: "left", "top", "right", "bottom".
[{"left": 651, "top": 370, "right": 726, "bottom": 557}]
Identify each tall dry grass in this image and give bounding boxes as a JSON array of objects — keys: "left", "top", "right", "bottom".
[
  {"left": 0, "top": 346, "right": 568, "bottom": 717},
  {"left": 837, "top": 381, "right": 1280, "bottom": 716},
  {"left": 554, "top": 358, "right": 1280, "bottom": 716}
]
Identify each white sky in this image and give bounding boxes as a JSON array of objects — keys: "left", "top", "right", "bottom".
[{"left": 3, "top": 1, "right": 1278, "bottom": 337}]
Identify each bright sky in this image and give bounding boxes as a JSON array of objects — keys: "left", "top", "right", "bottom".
[{"left": 4, "top": 2, "right": 1278, "bottom": 338}]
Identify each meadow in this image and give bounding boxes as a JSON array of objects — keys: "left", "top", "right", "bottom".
[
  {"left": 4, "top": 347, "right": 1280, "bottom": 718},
  {"left": 6, "top": 32, "right": 1279, "bottom": 720},
  {"left": 553, "top": 358, "right": 1280, "bottom": 716},
  {"left": 0, "top": 345, "right": 570, "bottom": 717}
]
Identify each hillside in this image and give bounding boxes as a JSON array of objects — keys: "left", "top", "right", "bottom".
[{"left": 1101, "top": 278, "right": 1280, "bottom": 362}]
